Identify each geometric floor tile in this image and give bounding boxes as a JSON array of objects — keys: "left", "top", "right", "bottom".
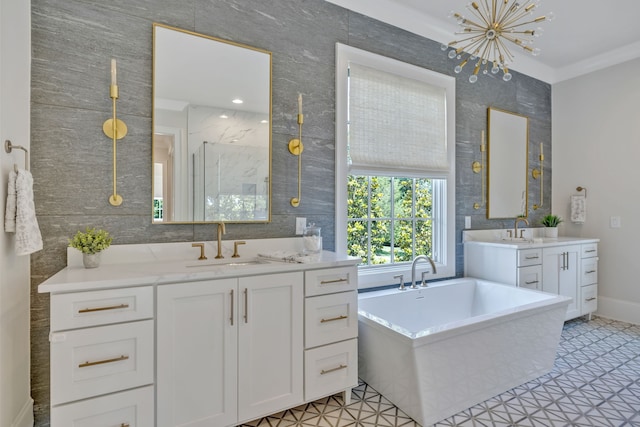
[{"left": 241, "top": 317, "right": 640, "bottom": 427}]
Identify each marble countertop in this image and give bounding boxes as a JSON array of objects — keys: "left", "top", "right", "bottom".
[
  {"left": 39, "top": 239, "right": 360, "bottom": 294},
  {"left": 463, "top": 236, "right": 599, "bottom": 249}
]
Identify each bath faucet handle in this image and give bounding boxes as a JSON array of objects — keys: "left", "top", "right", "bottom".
[
  {"left": 232, "top": 241, "right": 246, "bottom": 258},
  {"left": 191, "top": 243, "right": 207, "bottom": 260},
  {"left": 421, "top": 271, "right": 429, "bottom": 287},
  {"left": 394, "top": 274, "right": 405, "bottom": 291}
]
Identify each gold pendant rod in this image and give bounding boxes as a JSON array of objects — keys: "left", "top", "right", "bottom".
[
  {"left": 103, "top": 83, "right": 127, "bottom": 206},
  {"left": 289, "top": 113, "right": 304, "bottom": 207}
]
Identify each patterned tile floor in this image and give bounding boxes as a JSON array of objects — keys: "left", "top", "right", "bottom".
[{"left": 241, "top": 317, "right": 640, "bottom": 427}]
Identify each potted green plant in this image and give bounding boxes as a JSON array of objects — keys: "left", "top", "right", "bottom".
[
  {"left": 69, "top": 227, "right": 113, "bottom": 268},
  {"left": 541, "top": 214, "right": 563, "bottom": 238}
]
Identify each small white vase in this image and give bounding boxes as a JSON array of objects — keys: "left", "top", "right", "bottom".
[
  {"left": 545, "top": 227, "right": 558, "bottom": 238},
  {"left": 83, "top": 252, "right": 101, "bottom": 268}
]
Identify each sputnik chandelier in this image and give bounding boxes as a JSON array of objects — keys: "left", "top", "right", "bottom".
[{"left": 443, "top": 0, "right": 553, "bottom": 83}]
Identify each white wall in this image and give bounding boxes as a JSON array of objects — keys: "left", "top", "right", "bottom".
[
  {"left": 0, "top": 0, "right": 34, "bottom": 426},
  {"left": 553, "top": 57, "right": 640, "bottom": 324}
]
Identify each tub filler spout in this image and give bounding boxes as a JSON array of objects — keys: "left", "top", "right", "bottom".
[{"left": 411, "top": 255, "right": 436, "bottom": 288}]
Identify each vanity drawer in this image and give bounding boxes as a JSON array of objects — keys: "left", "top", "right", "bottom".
[
  {"left": 50, "top": 319, "right": 154, "bottom": 405},
  {"left": 304, "top": 338, "right": 358, "bottom": 402},
  {"left": 305, "top": 291, "right": 358, "bottom": 348},
  {"left": 517, "top": 249, "right": 542, "bottom": 267},
  {"left": 51, "top": 385, "right": 154, "bottom": 427},
  {"left": 305, "top": 266, "right": 358, "bottom": 297},
  {"left": 581, "top": 243, "right": 598, "bottom": 258},
  {"left": 581, "top": 284, "right": 598, "bottom": 314},
  {"left": 581, "top": 257, "right": 598, "bottom": 285},
  {"left": 517, "top": 265, "right": 542, "bottom": 290},
  {"left": 51, "top": 286, "right": 153, "bottom": 331}
]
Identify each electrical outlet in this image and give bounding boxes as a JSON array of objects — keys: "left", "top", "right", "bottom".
[
  {"left": 610, "top": 216, "right": 621, "bottom": 228},
  {"left": 465, "top": 216, "right": 471, "bottom": 229},
  {"left": 295, "top": 217, "right": 306, "bottom": 235}
]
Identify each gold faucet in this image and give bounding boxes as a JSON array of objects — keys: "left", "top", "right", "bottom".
[
  {"left": 514, "top": 217, "right": 529, "bottom": 239},
  {"left": 215, "top": 222, "right": 226, "bottom": 259}
]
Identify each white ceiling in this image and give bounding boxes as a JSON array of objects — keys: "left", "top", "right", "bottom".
[{"left": 326, "top": 0, "right": 640, "bottom": 83}]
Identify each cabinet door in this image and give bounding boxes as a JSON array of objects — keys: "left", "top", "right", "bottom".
[
  {"left": 157, "top": 279, "right": 237, "bottom": 427},
  {"left": 543, "top": 246, "right": 580, "bottom": 320},
  {"left": 238, "top": 272, "right": 303, "bottom": 423}
]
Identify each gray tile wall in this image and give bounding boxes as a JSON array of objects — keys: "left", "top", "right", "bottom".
[{"left": 30, "top": 1, "right": 551, "bottom": 425}]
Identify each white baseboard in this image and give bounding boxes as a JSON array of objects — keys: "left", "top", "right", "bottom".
[
  {"left": 596, "top": 296, "right": 640, "bottom": 325},
  {"left": 12, "top": 397, "right": 33, "bottom": 427}
]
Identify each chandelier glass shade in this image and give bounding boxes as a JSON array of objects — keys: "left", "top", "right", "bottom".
[{"left": 443, "top": 0, "right": 553, "bottom": 83}]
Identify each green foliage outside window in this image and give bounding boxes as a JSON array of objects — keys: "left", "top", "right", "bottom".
[
  {"left": 153, "top": 199, "right": 163, "bottom": 220},
  {"left": 347, "top": 175, "right": 433, "bottom": 266}
]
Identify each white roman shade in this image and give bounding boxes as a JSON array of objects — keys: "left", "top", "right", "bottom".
[{"left": 348, "top": 62, "right": 449, "bottom": 175}]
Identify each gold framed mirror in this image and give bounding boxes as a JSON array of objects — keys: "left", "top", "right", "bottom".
[
  {"left": 487, "top": 107, "right": 529, "bottom": 219},
  {"left": 152, "top": 23, "right": 272, "bottom": 223}
]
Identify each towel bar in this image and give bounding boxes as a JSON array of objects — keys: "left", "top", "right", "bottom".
[{"left": 4, "top": 140, "right": 29, "bottom": 172}]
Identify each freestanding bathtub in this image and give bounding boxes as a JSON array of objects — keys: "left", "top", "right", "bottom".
[{"left": 358, "top": 277, "right": 570, "bottom": 426}]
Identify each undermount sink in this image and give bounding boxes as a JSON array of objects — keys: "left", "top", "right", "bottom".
[{"left": 185, "top": 257, "right": 271, "bottom": 268}]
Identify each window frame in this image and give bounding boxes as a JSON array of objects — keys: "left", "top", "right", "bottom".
[{"left": 335, "top": 43, "right": 456, "bottom": 289}]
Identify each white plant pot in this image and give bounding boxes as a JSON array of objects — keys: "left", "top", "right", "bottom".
[
  {"left": 545, "top": 227, "right": 558, "bottom": 238},
  {"left": 83, "top": 252, "right": 102, "bottom": 268}
]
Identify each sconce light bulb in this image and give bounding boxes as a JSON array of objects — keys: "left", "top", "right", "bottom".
[
  {"left": 448, "top": 49, "right": 457, "bottom": 59},
  {"left": 469, "top": 74, "right": 478, "bottom": 83},
  {"left": 503, "top": 72, "right": 513, "bottom": 82}
]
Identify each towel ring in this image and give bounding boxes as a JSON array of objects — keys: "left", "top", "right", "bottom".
[
  {"left": 5, "top": 140, "right": 29, "bottom": 172},
  {"left": 576, "top": 186, "right": 587, "bottom": 198}
]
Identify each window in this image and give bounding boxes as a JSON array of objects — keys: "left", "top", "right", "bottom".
[{"left": 335, "top": 44, "right": 456, "bottom": 288}]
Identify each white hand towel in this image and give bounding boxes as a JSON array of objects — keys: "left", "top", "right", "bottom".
[
  {"left": 13, "top": 169, "right": 43, "bottom": 255},
  {"left": 4, "top": 170, "right": 17, "bottom": 232},
  {"left": 570, "top": 195, "right": 586, "bottom": 224}
]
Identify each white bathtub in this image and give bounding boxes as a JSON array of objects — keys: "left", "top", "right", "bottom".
[{"left": 358, "top": 277, "right": 570, "bottom": 426}]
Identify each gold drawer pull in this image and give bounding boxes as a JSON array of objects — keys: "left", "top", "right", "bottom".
[
  {"left": 585, "top": 297, "right": 597, "bottom": 302},
  {"left": 320, "top": 315, "right": 348, "bottom": 323},
  {"left": 78, "top": 303, "right": 129, "bottom": 313},
  {"left": 121, "top": 424, "right": 130, "bottom": 427},
  {"left": 320, "top": 278, "right": 348, "bottom": 285},
  {"left": 321, "top": 364, "right": 347, "bottom": 375},
  {"left": 586, "top": 270, "right": 596, "bottom": 274},
  {"left": 79, "top": 354, "right": 129, "bottom": 368}
]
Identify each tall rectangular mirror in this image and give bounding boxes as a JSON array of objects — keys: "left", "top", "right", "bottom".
[
  {"left": 487, "top": 107, "right": 528, "bottom": 219},
  {"left": 152, "top": 23, "right": 272, "bottom": 223}
]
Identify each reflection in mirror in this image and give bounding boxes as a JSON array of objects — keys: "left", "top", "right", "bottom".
[
  {"left": 487, "top": 107, "right": 528, "bottom": 219},
  {"left": 152, "top": 23, "right": 271, "bottom": 223}
]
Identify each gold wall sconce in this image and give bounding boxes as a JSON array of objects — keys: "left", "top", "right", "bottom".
[
  {"left": 472, "top": 130, "right": 486, "bottom": 210},
  {"left": 532, "top": 142, "right": 543, "bottom": 210},
  {"left": 288, "top": 94, "right": 303, "bottom": 207},
  {"left": 103, "top": 59, "right": 128, "bottom": 206}
]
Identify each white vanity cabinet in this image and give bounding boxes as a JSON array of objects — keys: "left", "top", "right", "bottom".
[
  {"left": 49, "top": 286, "right": 155, "bottom": 427},
  {"left": 464, "top": 237, "right": 598, "bottom": 321},
  {"left": 157, "top": 272, "right": 303, "bottom": 427},
  {"left": 40, "top": 244, "right": 360, "bottom": 427}
]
